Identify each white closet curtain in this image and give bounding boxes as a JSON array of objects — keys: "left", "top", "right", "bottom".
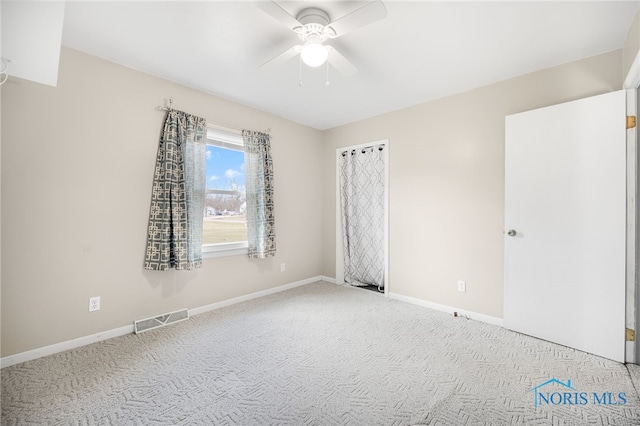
[{"left": 339, "top": 144, "right": 386, "bottom": 289}]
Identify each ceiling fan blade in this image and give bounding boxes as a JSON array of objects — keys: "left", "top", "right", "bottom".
[
  {"left": 261, "top": 45, "right": 301, "bottom": 68},
  {"left": 255, "top": 1, "right": 303, "bottom": 31},
  {"left": 327, "top": 47, "right": 357, "bottom": 76},
  {"left": 327, "top": 0, "right": 387, "bottom": 37}
]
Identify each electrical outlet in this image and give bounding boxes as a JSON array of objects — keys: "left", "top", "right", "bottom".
[
  {"left": 457, "top": 280, "right": 466, "bottom": 292},
  {"left": 280, "top": 263, "right": 286, "bottom": 272},
  {"left": 89, "top": 296, "right": 100, "bottom": 312}
]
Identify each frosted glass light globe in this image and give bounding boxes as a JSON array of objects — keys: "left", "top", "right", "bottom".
[{"left": 300, "top": 42, "right": 328, "bottom": 67}]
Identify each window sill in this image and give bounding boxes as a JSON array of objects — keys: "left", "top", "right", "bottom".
[{"left": 201, "top": 242, "right": 248, "bottom": 259}]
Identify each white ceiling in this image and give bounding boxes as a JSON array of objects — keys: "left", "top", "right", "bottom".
[{"left": 61, "top": 1, "right": 639, "bottom": 130}]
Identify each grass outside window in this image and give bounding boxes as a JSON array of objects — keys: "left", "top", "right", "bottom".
[{"left": 203, "top": 215, "right": 247, "bottom": 245}]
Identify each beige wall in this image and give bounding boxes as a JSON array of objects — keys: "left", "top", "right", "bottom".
[
  {"left": 1, "top": 48, "right": 324, "bottom": 357},
  {"left": 322, "top": 50, "right": 623, "bottom": 319},
  {"left": 624, "top": 8, "right": 640, "bottom": 80}
]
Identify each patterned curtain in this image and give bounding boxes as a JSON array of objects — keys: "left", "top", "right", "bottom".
[
  {"left": 144, "top": 110, "right": 207, "bottom": 271},
  {"left": 242, "top": 130, "right": 276, "bottom": 258},
  {"left": 339, "top": 144, "right": 386, "bottom": 289}
]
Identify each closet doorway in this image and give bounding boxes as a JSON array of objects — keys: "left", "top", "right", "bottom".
[{"left": 335, "top": 140, "right": 389, "bottom": 295}]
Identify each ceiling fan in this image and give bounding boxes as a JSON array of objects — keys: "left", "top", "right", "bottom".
[{"left": 257, "top": 0, "right": 387, "bottom": 77}]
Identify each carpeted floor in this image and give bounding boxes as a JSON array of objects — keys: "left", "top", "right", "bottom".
[{"left": 2, "top": 281, "right": 639, "bottom": 425}]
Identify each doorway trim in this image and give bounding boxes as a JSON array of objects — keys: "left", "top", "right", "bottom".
[
  {"left": 335, "top": 139, "right": 390, "bottom": 296},
  {"left": 624, "top": 51, "right": 640, "bottom": 364}
]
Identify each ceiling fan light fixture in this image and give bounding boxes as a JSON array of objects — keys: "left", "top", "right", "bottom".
[{"left": 300, "top": 41, "right": 328, "bottom": 67}]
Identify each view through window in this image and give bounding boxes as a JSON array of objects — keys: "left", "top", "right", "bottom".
[{"left": 204, "top": 130, "right": 248, "bottom": 247}]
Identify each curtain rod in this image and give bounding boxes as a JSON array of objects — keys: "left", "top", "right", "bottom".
[
  {"left": 155, "top": 98, "right": 271, "bottom": 136},
  {"left": 340, "top": 144, "right": 385, "bottom": 156}
]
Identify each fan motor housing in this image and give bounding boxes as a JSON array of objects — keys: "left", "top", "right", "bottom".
[
  {"left": 296, "top": 7, "right": 330, "bottom": 26},
  {"left": 294, "top": 7, "right": 336, "bottom": 41}
]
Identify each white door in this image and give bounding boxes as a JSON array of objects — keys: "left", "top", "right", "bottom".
[{"left": 504, "top": 90, "right": 626, "bottom": 362}]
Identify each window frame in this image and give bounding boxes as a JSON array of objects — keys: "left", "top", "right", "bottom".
[{"left": 202, "top": 127, "right": 248, "bottom": 259}]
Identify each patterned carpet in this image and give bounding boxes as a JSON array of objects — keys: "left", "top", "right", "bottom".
[{"left": 2, "top": 281, "right": 639, "bottom": 425}]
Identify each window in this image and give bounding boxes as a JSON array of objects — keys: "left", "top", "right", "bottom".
[{"left": 202, "top": 127, "right": 248, "bottom": 257}]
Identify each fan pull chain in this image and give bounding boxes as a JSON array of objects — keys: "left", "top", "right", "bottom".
[{"left": 299, "top": 55, "right": 303, "bottom": 87}]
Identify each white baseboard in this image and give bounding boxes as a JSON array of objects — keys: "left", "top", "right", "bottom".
[
  {"left": 0, "top": 325, "right": 135, "bottom": 369},
  {"left": 1, "top": 276, "right": 323, "bottom": 369},
  {"left": 324, "top": 279, "right": 499, "bottom": 326},
  {"left": 188, "top": 276, "right": 322, "bottom": 316},
  {"left": 388, "top": 292, "right": 504, "bottom": 327}
]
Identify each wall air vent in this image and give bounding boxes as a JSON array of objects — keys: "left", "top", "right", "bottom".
[{"left": 134, "top": 308, "right": 189, "bottom": 334}]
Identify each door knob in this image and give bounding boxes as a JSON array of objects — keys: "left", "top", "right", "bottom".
[{"left": 507, "top": 229, "right": 517, "bottom": 237}]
